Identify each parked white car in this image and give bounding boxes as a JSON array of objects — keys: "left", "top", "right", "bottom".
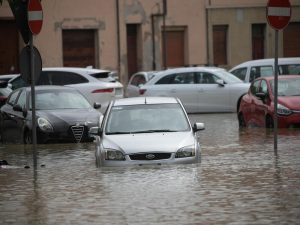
[
  {"left": 229, "top": 57, "right": 300, "bottom": 83},
  {"left": 90, "top": 96, "right": 205, "bottom": 167},
  {"left": 0, "top": 74, "right": 18, "bottom": 82},
  {"left": 138, "top": 67, "right": 250, "bottom": 113},
  {"left": 8, "top": 67, "right": 124, "bottom": 112},
  {"left": 126, "top": 71, "right": 158, "bottom": 97}
]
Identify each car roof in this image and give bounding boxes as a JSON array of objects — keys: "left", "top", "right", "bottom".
[
  {"left": 42, "top": 67, "right": 110, "bottom": 74},
  {"left": 157, "top": 66, "right": 224, "bottom": 74},
  {"left": 230, "top": 57, "right": 300, "bottom": 70},
  {"left": 113, "top": 97, "right": 179, "bottom": 106}
]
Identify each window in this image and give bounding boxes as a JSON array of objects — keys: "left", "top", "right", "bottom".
[
  {"left": 197, "top": 72, "right": 217, "bottom": 84},
  {"left": 45, "top": 72, "right": 88, "bottom": 85},
  {"left": 250, "top": 80, "right": 260, "bottom": 95},
  {"left": 213, "top": 25, "right": 228, "bottom": 65},
  {"left": 249, "top": 66, "right": 273, "bottom": 82},
  {"left": 252, "top": 24, "right": 265, "bottom": 59},
  {"left": 131, "top": 74, "right": 146, "bottom": 87},
  {"left": 156, "top": 72, "right": 195, "bottom": 85},
  {"left": 230, "top": 68, "right": 247, "bottom": 81},
  {"left": 260, "top": 80, "right": 268, "bottom": 94},
  {"left": 7, "top": 90, "right": 20, "bottom": 105},
  {"left": 16, "top": 90, "right": 26, "bottom": 108}
]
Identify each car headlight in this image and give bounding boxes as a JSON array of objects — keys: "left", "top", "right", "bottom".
[
  {"left": 277, "top": 104, "right": 292, "bottom": 116},
  {"left": 37, "top": 118, "right": 53, "bottom": 132},
  {"left": 105, "top": 149, "right": 125, "bottom": 160},
  {"left": 175, "top": 145, "right": 195, "bottom": 158}
]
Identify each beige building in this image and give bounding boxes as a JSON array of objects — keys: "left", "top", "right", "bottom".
[{"left": 0, "top": 0, "right": 300, "bottom": 84}]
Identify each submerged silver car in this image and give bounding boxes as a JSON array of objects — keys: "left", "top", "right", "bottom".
[{"left": 90, "top": 97, "right": 205, "bottom": 167}]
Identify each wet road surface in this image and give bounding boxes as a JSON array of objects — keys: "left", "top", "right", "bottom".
[{"left": 0, "top": 113, "right": 299, "bottom": 225}]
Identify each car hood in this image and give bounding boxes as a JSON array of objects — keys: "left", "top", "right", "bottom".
[
  {"left": 37, "top": 108, "right": 101, "bottom": 125},
  {"left": 102, "top": 132, "right": 196, "bottom": 154},
  {"left": 279, "top": 96, "right": 300, "bottom": 110}
]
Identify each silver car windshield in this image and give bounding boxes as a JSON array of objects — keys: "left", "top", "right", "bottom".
[
  {"left": 270, "top": 78, "right": 300, "bottom": 96},
  {"left": 105, "top": 103, "right": 190, "bottom": 134}
]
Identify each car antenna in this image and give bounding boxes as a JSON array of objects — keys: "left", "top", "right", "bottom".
[{"left": 144, "top": 97, "right": 147, "bottom": 104}]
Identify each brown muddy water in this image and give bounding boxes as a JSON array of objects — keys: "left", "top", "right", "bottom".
[{"left": 0, "top": 113, "right": 299, "bottom": 225}]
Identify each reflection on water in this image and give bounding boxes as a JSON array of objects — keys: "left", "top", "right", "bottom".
[{"left": 0, "top": 113, "right": 300, "bottom": 225}]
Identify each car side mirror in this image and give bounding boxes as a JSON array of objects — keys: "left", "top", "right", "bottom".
[
  {"left": 193, "top": 122, "right": 205, "bottom": 132},
  {"left": 89, "top": 126, "right": 102, "bottom": 136},
  {"left": 216, "top": 79, "right": 225, "bottom": 86},
  {"left": 94, "top": 102, "right": 101, "bottom": 109}
]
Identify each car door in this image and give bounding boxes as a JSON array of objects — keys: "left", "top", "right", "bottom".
[
  {"left": 196, "top": 72, "right": 230, "bottom": 112},
  {"left": 248, "top": 79, "right": 264, "bottom": 126},
  {"left": 155, "top": 72, "right": 199, "bottom": 112},
  {"left": 0, "top": 89, "right": 26, "bottom": 143},
  {"left": 254, "top": 80, "right": 269, "bottom": 126}
]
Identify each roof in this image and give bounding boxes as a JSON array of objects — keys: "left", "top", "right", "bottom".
[
  {"left": 230, "top": 57, "right": 300, "bottom": 69},
  {"left": 42, "top": 67, "right": 110, "bottom": 74},
  {"left": 113, "top": 97, "right": 179, "bottom": 106}
]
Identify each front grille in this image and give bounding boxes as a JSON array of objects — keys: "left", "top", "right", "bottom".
[
  {"left": 71, "top": 125, "right": 85, "bottom": 143},
  {"left": 129, "top": 153, "right": 171, "bottom": 161}
]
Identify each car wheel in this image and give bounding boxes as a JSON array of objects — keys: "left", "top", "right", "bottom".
[
  {"left": 238, "top": 113, "right": 246, "bottom": 127},
  {"left": 24, "top": 130, "right": 32, "bottom": 144},
  {"left": 265, "top": 115, "right": 274, "bottom": 129}
]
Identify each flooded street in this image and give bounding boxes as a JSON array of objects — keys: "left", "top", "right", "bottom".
[{"left": 0, "top": 113, "right": 300, "bottom": 225}]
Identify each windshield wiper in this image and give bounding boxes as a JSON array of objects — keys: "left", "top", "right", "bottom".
[
  {"left": 106, "top": 132, "right": 131, "bottom": 135},
  {"left": 131, "top": 129, "right": 177, "bottom": 133}
]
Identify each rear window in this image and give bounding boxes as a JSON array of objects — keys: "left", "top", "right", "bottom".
[{"left": 89, "top": 72, "right": 110, "bottom": 79}]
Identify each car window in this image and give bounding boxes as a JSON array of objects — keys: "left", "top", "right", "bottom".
[
  {"left": 279, "top": 64, "right": 300, "bottom": 75},
  {"left": 270, "top": 78, "right": 300, "bottom": 96},
  {"left": 249, "top": 66, "right": 273, "bottom": 82},
  {"left": 46, "top": 72, "right": 88, "bottom": 85},
  {"left": 230, "top": 67, "right": 247, "bottom": 81},
  {"left": 7, "top": 90, "right": 21, "bottom": 106},
  {"left": 260, "top": 80, "right": 268, "bottom": 94},
  {"left": 131, "top": 74, "right": 146, "bottom": 86},
  {"left": 156, "top": 72, "right": 196, "bottom": 85},
  {"left": 250, "top": 80, "right": 260, "bottom": 95},
  {"left": 9, "top": 76, "right": 27, "bottom": 90},
  {"left": 16, "top": 90, "right": 26, "bottom": 108},
  {"left": 197, "top": 72, "right": 217, "bottom": 84}
]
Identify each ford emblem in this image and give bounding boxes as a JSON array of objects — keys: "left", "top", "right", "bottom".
[{"left": 145, "top": 154, "right": 155, "bottom": 160}]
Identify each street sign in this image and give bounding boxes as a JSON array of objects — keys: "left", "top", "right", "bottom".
[
  {"left": 8, "top": 0, "right": 30, "bottom": 44},
  {"left": 27, "top": 0, "right": 43, "bottom": 35},
  {"left": 267, "top": 0, "right": 291, "bottom": 30},
  {"left": 20, "top": 45, "right": 42, "bottom": 84}
]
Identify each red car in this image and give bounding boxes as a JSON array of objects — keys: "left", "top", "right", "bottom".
[{"left": 238, "top": 75, "right": 300, "bottom": 128}]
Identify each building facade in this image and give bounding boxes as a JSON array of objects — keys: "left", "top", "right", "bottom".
[{"left": 0, "top": 0, "right": 299, "bottom": 84}]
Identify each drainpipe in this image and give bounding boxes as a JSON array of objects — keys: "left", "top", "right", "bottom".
[
  {"left": 151, "top": 0, "right": 167, "bottom": 70},
  {"left": 206, "top": 0, "right": 211, "bottom": 66},
  {"left": 116, "top": 0, "right": 121, "bottom": 80},
  {"left": 162, "top": 0, "right": 167, "bottom": 69}
]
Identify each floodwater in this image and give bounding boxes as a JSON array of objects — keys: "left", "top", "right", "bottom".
[{"left": 0, "top": 113, "right": 299, "bottom": 225}]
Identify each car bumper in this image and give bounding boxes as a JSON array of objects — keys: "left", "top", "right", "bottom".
[
  {"left": 278, "top": 112, "right": 300, "bottom": 128},
  {"left": 96, "top": 152, "right": 201, "bottom": 167}
]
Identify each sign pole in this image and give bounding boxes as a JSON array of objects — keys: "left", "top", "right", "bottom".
[
  {"left": 30, "top": 34, "right": 37, "bottom": 146},
  {"left": 274, "top": 30, "right": 278, "bottom": 155}
]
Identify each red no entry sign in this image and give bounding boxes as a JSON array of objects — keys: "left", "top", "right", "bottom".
[
  {"left": 267, "top": 0, "right": 291, "bottom": 30},
  {"left": 28, "top": 0, "right": 43, "bottom": 35}
]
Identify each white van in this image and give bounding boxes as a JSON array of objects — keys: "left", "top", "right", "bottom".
[{"left": 229, "top": 57, "right": 300, "bottom": 83}]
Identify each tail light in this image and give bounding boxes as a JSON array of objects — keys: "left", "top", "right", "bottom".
[
  {"left": 92, "top": 88, "right": 114, "bottom": 93},
  {"left": 139, "top": 89, "right": 146, "bottom": 95}
]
